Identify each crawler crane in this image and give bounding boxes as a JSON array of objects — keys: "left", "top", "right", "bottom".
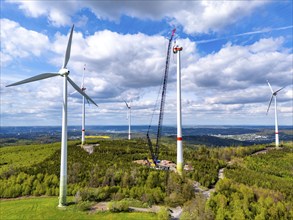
[{"left": 146, "top": 29, "right": 176, "bottom": 167}]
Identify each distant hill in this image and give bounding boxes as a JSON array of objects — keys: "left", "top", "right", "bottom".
[
  {"left": 1, "top": 125, "right": 292, "bottom": 147},
  {"left": 182, "top": 135, "right": 252, "bottom": 147}
]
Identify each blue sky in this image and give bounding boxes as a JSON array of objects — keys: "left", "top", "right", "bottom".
[{"left": 1, "top": 0, "right": 292, "bottom": 127}]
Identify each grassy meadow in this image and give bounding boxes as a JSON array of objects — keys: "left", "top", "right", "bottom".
[{"left": 0, "top": 197, "right": 157, "bottom": 220}]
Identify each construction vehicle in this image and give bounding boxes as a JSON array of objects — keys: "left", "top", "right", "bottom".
[{"left": 146, "top": 29, "right": 176, "bottom": 167}]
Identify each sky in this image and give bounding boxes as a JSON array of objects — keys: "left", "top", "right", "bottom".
[{"left": 1, "top": 0, "right": 292, "bottom": 127}]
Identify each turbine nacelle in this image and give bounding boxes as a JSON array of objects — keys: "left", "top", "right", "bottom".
[{"left": 59, "top": 68, "right": 70, "bottom": 76}]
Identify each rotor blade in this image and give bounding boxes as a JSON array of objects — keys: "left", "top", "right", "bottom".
[
  {"left": 267, "top": 80, "right": 274, "bottom": 94},
  {"left": 123, "top": 100, "right": 129, "bottom": 108},
  {"left": 67, "top": 76, "right": 98, "bottom": 107},
  {"left": 6, "top": 73, "right": 60, "bottom": 87},
  {"left": 63, "top": 25, "right": 74, "bottom": 69},
  {"left": 275, "top": 86, "right": 285, "bottom": 94},
  {"left": 70, "top": 91, "right": 78, "bottom": 95},
  {"left": 266, "top": 95, "right": 274, "bottom": 115}
]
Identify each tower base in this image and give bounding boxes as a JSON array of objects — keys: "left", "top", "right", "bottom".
[{"left": 177, "top": 162, "right": 183, "bottom": 175}]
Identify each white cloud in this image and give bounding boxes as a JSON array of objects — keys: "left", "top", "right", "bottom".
[
  {"left": 173, "top": 1, "right": 266, "bottom": 34},
  {"left": 1, "top": 79, "right": 62, "bottom": 126},
  {"left": 0, "top": 52, "right": 12, "bottom": 64},
  {"left": 204, "top": 86, "right": 291, "bottom": 106},
  {"left": 1, "top": 20, "right": 292, "bottom": 126},
  {"left": 53, "top": 29, "right": 197, "bottom": 100},
  {"left": 249, "top": 37, "right": 284, "bottom": 53},
  {"left": 1, "top": 23, "right": 198, "bottom": 125},
  {"left": 0, "top": 19, "right": 49, "bottom": 66},
  {"left": 7, "top": 0, "right": 74, "bottom": 26},
  {"left": 168, "top": 36, "right": 292, "bottom": 125},
  {"left": 6, "top": 0, "right": 268, "bottom": 34},
  {"left": 183, "top": 37, "right": 292, "bottom": 92}
]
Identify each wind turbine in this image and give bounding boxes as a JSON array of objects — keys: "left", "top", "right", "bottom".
[
  {"left": 124, "top": 100, "right": 131, "bottom": 140},
  {"left": 6, "top": 25, "right": 98, "bottom": 207},
  {"left": 266, "top": 80, "right": 284, "bottom": 148}
]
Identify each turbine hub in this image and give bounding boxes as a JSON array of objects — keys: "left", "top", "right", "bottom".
[{"left": 59, "top": 68, "right": 70, "bottom": 76}]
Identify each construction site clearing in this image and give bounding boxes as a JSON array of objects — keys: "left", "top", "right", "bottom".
[{"left": 133, "top": 159, "right": 193, "bottom": 171}]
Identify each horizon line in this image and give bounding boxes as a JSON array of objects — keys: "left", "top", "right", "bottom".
[{"left": 1, "top": 124, "right": 292, "bottom": 127}]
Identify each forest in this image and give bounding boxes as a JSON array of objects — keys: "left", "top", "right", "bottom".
[
  {"left": 208, "top": 144, "right": 293, "bottom": 220},
  {"left": 0, "top": 138, "right": 292, "bottom": 219}
]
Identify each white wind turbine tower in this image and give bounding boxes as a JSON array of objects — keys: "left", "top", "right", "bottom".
[
  {"left": 266, "top": 80, "right": 284, "bottom": 148},
  {"left": 6, "top": 25, "right": 98, "bottom": 207},
  {"left": 81, "top": 64, "right": 87, "bottom": 145},
  {"left": 173, "top": 44, "right": 183, "bottom": 175},
  {"left": 124, "top": 100, "right": 131, "bottom": 140}
]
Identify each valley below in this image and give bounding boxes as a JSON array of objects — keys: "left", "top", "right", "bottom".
[{"left": 0, "top": 126, "right": 292, "bottom": 219}]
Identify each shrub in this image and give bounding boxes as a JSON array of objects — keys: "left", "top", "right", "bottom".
[
  {"left": 74, "top": 191, "right": 82, "bottom": 203},
  {"left": 157, "top": 207, "right": 170, "bottom": 220},
  {"left": 76, "top": 201, "right": 93, "bottom": 211},
  {"left": 164, "top": 192, "right": 185, "bottom": 207},
  {"left": 108, "top": 200, "right": 129, "bottom": 212},
  {"left": 181, "top": 195, "right": 214, "bottom": 220}
]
